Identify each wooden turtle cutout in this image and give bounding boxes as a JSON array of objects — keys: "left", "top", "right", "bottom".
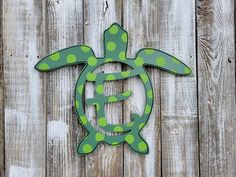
[{"left": 35, "top": 23, "right": 191, "bottom": 155}]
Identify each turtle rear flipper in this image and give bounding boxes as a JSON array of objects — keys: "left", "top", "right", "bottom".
[
  {"left": 125, "top": 133, "right": 149, "bottom": 154},
  {"left": 77, "top": 132, "right": 103, "bottom": 155}
]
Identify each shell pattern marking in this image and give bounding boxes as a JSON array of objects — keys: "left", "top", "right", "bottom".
[{"left": 35, "top": 23, "right": 191, "bottom": 155}]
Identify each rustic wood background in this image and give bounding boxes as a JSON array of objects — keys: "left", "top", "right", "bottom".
[{"left": 0, "top": 0, "right": 235, "bottom": 176}]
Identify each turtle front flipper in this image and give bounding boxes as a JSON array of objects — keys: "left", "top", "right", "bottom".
[
  {"left": 135, "top": 48, "right": 191, "bottom": 75},
  {"left": 77, "top": 132, "right": 101, "bottom": 155},
  {"left": 125, "top": 132, "right": 149, "bottom": 154},
  {"left": 35, "top": 45, "right": 95, "bottom": 72}
]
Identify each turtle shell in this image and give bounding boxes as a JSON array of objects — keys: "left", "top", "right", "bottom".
[{"left": 75, "top": 59, "right": 153, "bottom": 154}]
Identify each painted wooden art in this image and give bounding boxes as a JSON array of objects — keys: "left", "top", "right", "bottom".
[{"left": 35, "top": 23, "right": 191, "bottom": 155}]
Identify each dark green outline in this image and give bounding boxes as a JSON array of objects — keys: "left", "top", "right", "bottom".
[{"left": 35, "top": 23, "right": 191, "bottom": 155}]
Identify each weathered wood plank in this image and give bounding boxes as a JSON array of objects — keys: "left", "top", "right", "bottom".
[
  {"left": 0, "top": 0, "right": 5, "bottom": 176},
  {"left": 197, "top": 0, "right": 236, "bottom": 176},
  {"left": 45, "top": 0, "right": 85, "bottom": 177},
  {"left": 123, "top": 0, "right": 161, "bottom": 176},
  {"left": 3, "top": 0, "right": 46, "bottom": 176},
  {"left": 83, "top": 0, "right": 123, "bottom": 176},
  {"left": 159, "top": 0, "right": 199, "bottom": 176}
]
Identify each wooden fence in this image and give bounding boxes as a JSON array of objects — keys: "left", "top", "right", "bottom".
[{"left": 0, "top": 0, "right": 235, "bottom": 176}]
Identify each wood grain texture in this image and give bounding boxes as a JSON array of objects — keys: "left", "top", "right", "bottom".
[
  {"left": 159, "top": 0, "right": 199, "bottom": 176},
  {"left": 45, "top": 0, "right": 85, "bottom": 177},
  {"left": 0, "top": 0, "right": 4, "bottom": 176},
  {"left": 3, "top": 0, "right": 46, "bottom": 176},
  {"left": 197, "top": 0, "right": 236, "bottom": 176},
  {"left": 123, "top": 0, "right": 161, "bottom": 176},
  {"left": 83, "top": 0, "right": 123, "bottom": 176},
  {"left": 1, "top": 0, "right": 235, "bottom": 176}
]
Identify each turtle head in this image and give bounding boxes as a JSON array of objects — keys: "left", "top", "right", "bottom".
[
  {"left": 35, "top": 45, "right": 95, "bottom": 72},
  {"left": 103, "top": 23, "right": 128, "bottom": 59},
  {"left": 134, "top": 48, "right": 191, "bottom": 75}
]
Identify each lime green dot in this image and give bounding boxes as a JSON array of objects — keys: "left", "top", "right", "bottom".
[
  {"left": 147, "top": 90, "right": 153, "bottom": 99},
  {"left": 105, "top": 58, "right": 113, "bottom": 62},
  {"left": 86, "top": 72, "right": 96, "bottom": 81},
  {"left": 109, "top": 25, "right": 118, "bottom": 34},
  {"left": 184, "top": 67, "right": 191, "bottom": 74},
  {"left": 114, "top": 126, "right": 123, "bottom": 132},
  {"left": 121, "top": 33, "right": 127, "bottom": 42},
  {"left": 140, "top": 74, "right": 149, "bottom": 83},
  {"left": 80, "top": 115, "right": 88, "bottom": 125},
  {"left": 173, "top": 58, "right": 180, "bottom": 64},
  {"left": 75, "top": 101, "right": 79, "bottom": 108},
  {"left": 138, "top": 142, "right": 147, "bottom": 151},
  {"left": 127, "top": 122, "right": 134, "bottom": 127},
  {"left": 125, "top": 134, "right": 134, "bottom": 144},
  {"left": 50, "top": 52, "right": 60, "bottom": 61},
  {"left": 81, "top": 46, "right": 91, "bottom": 52},
  {"left": 135, "top": 57, "right": 144, "bottom": 66},
  {"left": 122, "top": 90, "right": 132, "bottom": 97},
  {"left": 106, "top": 41, "right": 116, "bottom": 51},
  {"left": 88, "top": 56, "right": 97, "bottom": 66},
  {"left": 98, "top": 117, "right": 107, "bottom": 127},
  {"left": 139, "top": 123, "right": 145, "bottom": 130},
  {"left": 156, "top": 57, "right": 166, "bottom": 67},
  {"left": 108, "top": 96, "right": 117, "bottom": 102},
  {"left": 144, "top": 49, "right": 154, "bottom": 55},
  {"left": 77, "top": 85, "right": 84, "bottom": 94},
  {"left": 38, "top": 63, "right": 49, "bottom": 70},
  {"left": 106, "top": 74, "right": 116, "bottom": 80},
  {"left": 83, "top": 144, "right": 93, "bottom": 153},
  {"left": 145, "top": 105, "right": 151, "bottom": 114},
  {"left": 119, "top": 51, "right": 126, "bottom": 60},
  {"left": 121, "top": 70, "right": 130, "bottom": 77},
  {"left": 95, "top": 103, "right": 100, "bottom": 111},
  {"left": 96, "top": 85, "right": 104, "bottom": 94},
  {"left": 66, "top": 54, "right": 77, "bottom": 63},
  {"left": 112, "top": 142, "right": 119, "bottom": 146},
  {"left": 95, "top": 132, "right": 105, "bottom": 141}
]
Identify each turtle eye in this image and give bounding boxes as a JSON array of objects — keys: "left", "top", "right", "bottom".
[
  {"left": 35, "top": 45, "right": 95, "bottom": 72},
  {"left": 135, "top": 48, "right": 191, "bottom": 75}
]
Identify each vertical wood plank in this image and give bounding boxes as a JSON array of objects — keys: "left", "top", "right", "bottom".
[
  {"left": 198, "top": 0, "right": 236, "bottom": 176},
  {"left": 45, "top": 0, "right": 85, "bottom": 177},
  {"left": 159, "top": 0, "right": 199, "bottom": 176},
  {"left": 3, "top": 0, "right": 46, "bottom": 176},
  {"left": 123, "top": 0, "right": 161, "bottom": 176},
  {"left": 0, "top": 0, "right": 4, "bottom": 176},
  {"left": 83, "top": 0, "right": 123, "bottom": 176}
]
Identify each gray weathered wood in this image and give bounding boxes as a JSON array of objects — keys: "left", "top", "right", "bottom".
[
  {"left": 198, "top": 0, "right": 236, "bottom": 176},
  {"left": 123, "top": 0, "right": 161, "bottom": 176},
  {"left": 45, "top": 0, "right": 85, "bottom": 176},
  {"left": 159, "top": 0, "right": 199, "bottom": 176},
  {"left": 0, "top": 0, "right": 4, "bottom": 176},
  {"left": 1, "top": 0, "right": 235, "bottom": 176},
  {"left": 83, "top": 0, "right": 123, "bottom": 176},
  {"left": 3, "top": 0, "right": 46, "bottom": 176}
]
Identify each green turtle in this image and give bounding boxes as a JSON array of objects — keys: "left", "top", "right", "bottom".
[{"left": 35, "top": 23, "right": 191, "bottom": 155}]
